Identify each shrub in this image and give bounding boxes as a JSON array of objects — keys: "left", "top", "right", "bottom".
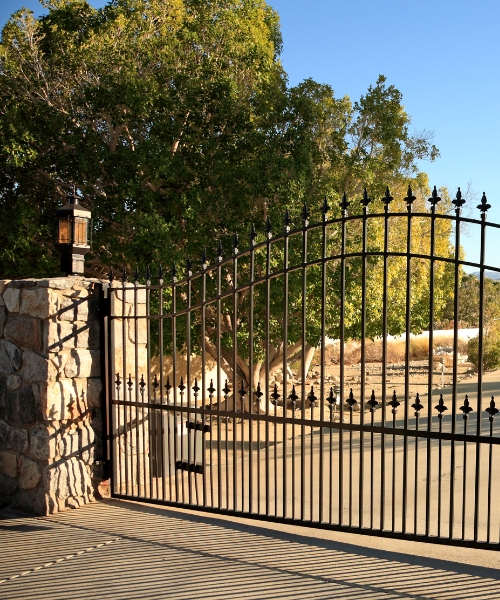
[
  {"left": 410, "top": 337, "right": 429, "bottom": 360},
  {"left": 467, "top": 328, "right": 500, "bottom": 371}
]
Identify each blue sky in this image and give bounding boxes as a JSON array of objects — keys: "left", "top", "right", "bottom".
[{"left": 2, "top": 0, "right": 499, "bottom": 270}]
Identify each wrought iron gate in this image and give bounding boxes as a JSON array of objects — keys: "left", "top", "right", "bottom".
[{"left": 105, "top": 187, "right": 500, "bottom": 549}]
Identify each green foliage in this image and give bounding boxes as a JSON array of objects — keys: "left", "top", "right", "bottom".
[
  {"left": 441, "top": 274, "right": 500, "bottom": 329},
  {"left": 468, "top": 327, "right": 500, "bottom": 371},
  {"left": 0, "top": 0, "right": 452, "bottom": 388},
  {"left": 0, "top": 0, "right": 439, "bottom": 280}
]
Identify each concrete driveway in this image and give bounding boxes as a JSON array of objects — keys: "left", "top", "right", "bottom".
[{"left": 1, "top": 499, "right": 499, "bottom": 599}]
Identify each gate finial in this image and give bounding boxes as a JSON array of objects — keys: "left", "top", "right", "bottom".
[
  {"left": 485, "top": 396, "right": 499, "bottom": 420},
  {"left": 460, "top": 394, "right": 473, "bottom": 418},
  {"left": 283, "top": 209, "right": 292, "bottom": 231},
  {"left": 346, "top": 388, "right": 357, "bottom": 411},
  {"left": 367, "top": 390, "right": 379, "bottom": 412},
  {"left": 428, "top": 185, "right": 441, "bottom": 206},
  {"left": 382, "top": 186, "right": 393, "bottom": 206},
  {"left": 360, "top": 188, "right": 371, "bottom": 207},
  {"left": 307, "top": 386, "right": 317, "bottom": 407},
  {"left": 435, "top": 394, "right": 448, "bottom": 418},
  {"left": 412, "top": 393, "right": 424, "bottom": 416},
  {"left": 265, "top": 216, "right": 273, "bottom": 238},
  {"left": 389, "top": 390, "right": 400, "bottom": 414},
  {"left": 452, "top": 187, "right": 466, "bottom": 208},
  {"left": 404, "top": 185, "right": 416, "bottom": 206},
  {"left": 271, "top": 384, "right": 280, "bottom": 406},
  {"left": 249, "top": 223, "right": 257, "bottom": 245},
  {"left": 322, "top": 196, "right": 330, "bottom": 220},
  {"left": 477, "top": 192, "right": 491, "bottom": 213},
  {"left": 340, "top": 192, "right": 350, "bottom": 213},
  {"left": 301, "top": 202, "right": 310, "bottom": 225},
  {"left": 201, "top": 249, "right": 208, "bottom": 270}
]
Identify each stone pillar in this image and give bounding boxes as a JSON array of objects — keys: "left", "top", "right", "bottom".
[{"left": 0, "top": 277, "right": 107, "bottom": 514}]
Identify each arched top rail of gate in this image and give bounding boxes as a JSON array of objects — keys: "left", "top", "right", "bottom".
[{"left": 106, "top": 187, "right": 500, "bottom": 298}]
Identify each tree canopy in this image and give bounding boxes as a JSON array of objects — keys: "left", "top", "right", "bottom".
[
  {"left": 0, "top": 0, "right": 439, "bottom": 278},
  {"left": 1, "top": 0, "right": 457, "bottom": 400}
]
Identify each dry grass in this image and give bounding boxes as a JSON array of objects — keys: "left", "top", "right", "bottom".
[{"left": 321, "top": 334, "right": 469, "bottom": 366}]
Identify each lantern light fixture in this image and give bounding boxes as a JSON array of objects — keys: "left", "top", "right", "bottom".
[{"left": 56, "top": 189, "right": 91, "bottom": 276}]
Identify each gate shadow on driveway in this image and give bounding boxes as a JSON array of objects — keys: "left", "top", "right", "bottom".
[{"left": 1, "top": 499, "right": 500, "bottom": 599}]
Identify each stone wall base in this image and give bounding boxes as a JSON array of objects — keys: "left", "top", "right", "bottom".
[{"left": 0, "top": 277, "right": 108, "bottom": 515}]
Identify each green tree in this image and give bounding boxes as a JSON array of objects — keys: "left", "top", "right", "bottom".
[
  {"left": 441, "top": 274, "right": 500, "bottom": 329},
  {"left": 0, "top": 0, "right": 288, "bottom": 276},
  {"left": 1, "top": 0, "right": 450, "bottom": 404}
]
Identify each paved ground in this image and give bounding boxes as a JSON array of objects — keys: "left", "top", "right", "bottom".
[{"left": 0, "top": 499, "right": 499, "bottom": 599}]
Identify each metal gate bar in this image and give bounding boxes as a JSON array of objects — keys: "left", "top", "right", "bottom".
[{"left": 105, "top": 187, "right": 500, "bottom": 550}]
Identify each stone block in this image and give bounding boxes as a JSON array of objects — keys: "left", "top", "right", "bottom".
[
  {"left": 42, "top": 379, "right": 86, "bottom": 421},
  {"left": 47, "top": 320, "right": 76, "bottom": 352},
  {"left": 111, "top": 282, "right": 146, "bottom": 305},
  {"left": 45, "top": 456, "right": 92, "bottom": 500},
  {"left": 37, "top": 278, "right": 77, "bottom": 290},
  {"left": 79, "top": 423, "right": 95, "bottom": 464},
  {"left": 18, "top": 456, "right": 42, "bottom": 489},
  {"left": 11, "top": 488, "right": 48, "bottom": 515},
  {"left": 64, "top": 349, "right": 100, "bottom": 378},
  {"left": 0, "top": 419, "right": 28, "bottom": 453},
  {"left": 61, "top": 285, "right": 90, "bottom": 299},
  {"left": 0, "top": 306, "right": 6, "bottom": 336},
  {"left": 31, "top": 383, "right": 44, "bottom": 422},
  {"left": 20, "top": 287, "right": 58, "bottom": 319},
  {"left": 6, "top": 387, "right": 37, "bottom": 426},
  {"left": 30, "top": 424, "right": 53, "bottom": 460},
  {"left": 0, "top": 375, "right": 6, "bottom": 416},
  {"left": 58, "top": 428, "right": 80, "bottom": 458},
  {"left": 59, "top": 296, "right": 89, "bottom": 322},
  {"left": 0, "top": 451, "right": 18, "bottom": 478},
  {"left": 49, "top": 351, "right": 70, "bottom": 376},
  {"left": 3, "top": 287, "right": 20, "bottom": 312},
  {"left": 18, "top": 385, "right": 36, "bottom": 425},
  {"left": 66, "top": 495, "right": 87, "bottom": 509},
  {"left": 6, "top": 391, "right": 17, "bottom": 424},
  {"left": 7, "top": 375, "right": 22, "bottom": 391},
  {"left": 90, "top": 409, "right": 102, "bottom": 433},
  {"left": 87, "top": 379, "right": 102, "bottom": 408},
  {"left": 0, "top": 340, "right": 23, "bottom": 372},
  {"left": 8, "top": 280, "right": 37, "bottom": 289},
  {"left": 73, "top": 321, "right": 100, "bottom": 349},
  {"left": 23, "top": 351, "right": 56, "bottom": 383},
  {"left": 4, "top": 315, "right": 43, "bottom": 352},
  {"left": 111, "top": 310, "right": 147, "bottom": 347},
  {"left": 0, "top": 472, "right": 17, "bottom": 497}
]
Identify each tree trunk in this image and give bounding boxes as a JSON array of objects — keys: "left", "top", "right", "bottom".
[{"left": 202, "top": 339, "right": 317, "bottom": 413}]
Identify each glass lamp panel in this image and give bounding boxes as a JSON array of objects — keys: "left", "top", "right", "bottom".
[
  {"left": 74, "top": 217, "right": 88, "bottom": 245},
  {"left": 58, "top": 217, "right": 72, "bottom": 244}
]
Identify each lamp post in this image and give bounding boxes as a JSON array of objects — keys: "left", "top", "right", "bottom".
[{"left": 56, "top": 190, "right": 91, "bottom": 275}]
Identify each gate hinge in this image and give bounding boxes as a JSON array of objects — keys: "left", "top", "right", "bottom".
[{"left": 99, "top": 295, "right": 111, "bottom": 318}]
